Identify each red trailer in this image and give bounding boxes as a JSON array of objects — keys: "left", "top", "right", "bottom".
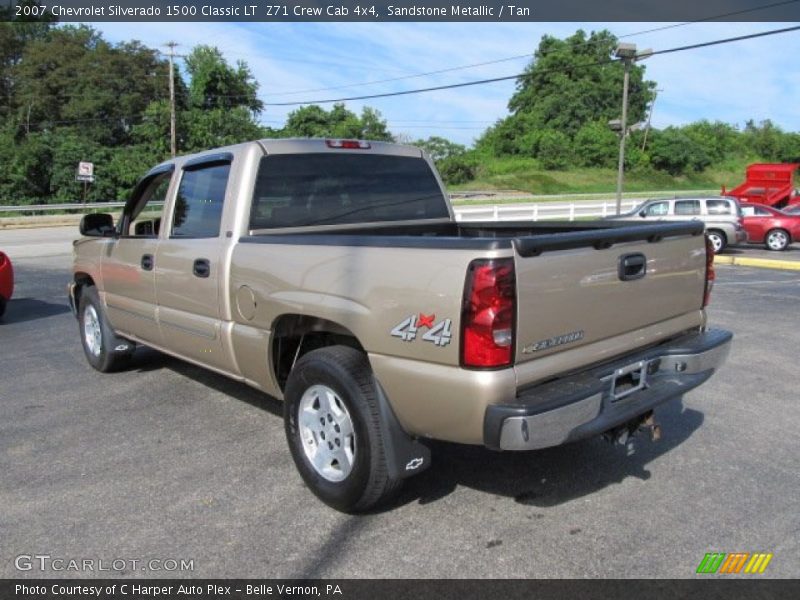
[{"left": 723, "top": 163, "right": 799, "bottom": 209}]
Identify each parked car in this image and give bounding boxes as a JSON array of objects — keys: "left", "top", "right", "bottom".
[
  {"left": 612, "top": 196, "right": 747, "bottom": 253},
  {"left": 0, "top": 250, "right": 14, "bottom": 318},
  {"left": 740, "top": 202, "right": 800, "bottom": 251}
]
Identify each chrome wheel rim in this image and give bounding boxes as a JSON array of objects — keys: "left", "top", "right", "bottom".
[
  {"left": 298, "top": 384, "right": 356, "bottom": 482},
  {"left": 708, "top": 233, "right": 724, "bottom": 253},
  {"left": 767, "top": 231, "right": 787, "bottom": 250},
  {"left": 83, "top": 305, "right": 102, "bottom": 357}
]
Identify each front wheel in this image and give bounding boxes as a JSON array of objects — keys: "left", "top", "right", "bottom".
[
  {"left": 284, "top": 346, "right": 402, "bottom": 512},
  {"left": 765, "top": 228, "right": 789, "bottom": 251},
  {"left": 78, "top": 286, "right": 134, "bottom": 372},
  {"left": 707, "top": 230, "right": 727, "bottom": 254}
]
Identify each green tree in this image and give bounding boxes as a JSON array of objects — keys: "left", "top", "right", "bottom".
[
  {"left": 507, "top": 30, "right": 655, "bottom": 138},
  {"left": 413, "top": 136, "right": 466, "bottom": 162},
  {"left": 574, "top": 120, "right": 618, "bottom": 167},
  {"left": 281, "top": 103, "right": 393, "bottom": 141},
  {"left": 537, "top": 130, "right": 572, "bottom": 170},
  {"left": 184, "top": 45, "right": 262, "bottom": 112},
  {"left": 649, "top": 128, "right": 711, "bottom": 175}
]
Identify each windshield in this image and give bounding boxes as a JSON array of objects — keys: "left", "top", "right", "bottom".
[{"left": 249, "top": 153, "right": 448, "bottom": 229}]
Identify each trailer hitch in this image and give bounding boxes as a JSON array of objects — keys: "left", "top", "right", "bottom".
[{"left": 603, "top": 410, "right": 662, "bottom": 448}]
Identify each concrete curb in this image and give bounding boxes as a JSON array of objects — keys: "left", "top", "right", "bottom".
[{"left": 714, "top": 255, "right": 800, "bottom": 271}]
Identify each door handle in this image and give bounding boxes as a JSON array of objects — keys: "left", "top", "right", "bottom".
[
  {"left": 141, "top": 254, "right": 154, "bottom": 271},
  {"left": 193, "top": 258, "right": 211, "bottom": 278},
  {"left": 618, "top": 253, "right": 647, "bottom": 281}
]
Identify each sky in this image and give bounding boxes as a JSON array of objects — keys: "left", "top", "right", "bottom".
[{"left": 92, "top": 21, "right": 800, "bottom": 146}]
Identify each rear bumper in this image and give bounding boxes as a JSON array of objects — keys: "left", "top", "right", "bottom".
[{"left": 484, "top": 328, "right": 732, "bottom": 451}]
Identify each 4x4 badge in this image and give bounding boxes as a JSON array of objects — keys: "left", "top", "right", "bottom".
[{"left": 391, "top": 313, "right": 452, "bottom": 347}]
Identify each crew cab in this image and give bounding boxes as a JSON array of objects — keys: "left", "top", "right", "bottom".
[{"left": 69, "top": 139, "right": 732, "bottom": 512}]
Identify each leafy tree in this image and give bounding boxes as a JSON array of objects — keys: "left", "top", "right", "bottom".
[
  {"left": 574, "top": 120, "right": 618, "bottom": 167},
  {"left": 281, "top": 103, "right": 393, "bottom": 141},
  {"left": 507, "top": 30, "right": 655, "bottom": 138},
  {"left": 413, "top": 136, "right": 466, "bottom": 162},
  {"left": 438, "top": 154, "right": 477, "bottom": 185},
  {"left": 184, "top": 45, "right": 262, "bottom": 112},
  {"left": 537, "top": 130, "right": 572, "bottom": 170},
  {"left": 681, "top": 120, "right": 742, "bottom": 163},
  {"left": 649, "top": 128, "right": 711, "bottom": 175}
]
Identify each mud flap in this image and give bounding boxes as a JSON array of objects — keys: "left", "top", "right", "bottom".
[{"left": 373, "top": 379, "right": 431, "bottom": 480}]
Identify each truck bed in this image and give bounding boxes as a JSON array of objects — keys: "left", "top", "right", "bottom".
[{"left": 243, "top": 219, "right": 704, "bottom": 255}]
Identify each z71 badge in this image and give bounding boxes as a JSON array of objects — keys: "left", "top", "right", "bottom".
[{"left": 391, "top": 313, "right": 452, "bottom": 347}]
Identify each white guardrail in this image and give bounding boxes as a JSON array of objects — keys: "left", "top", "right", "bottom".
[
  {"left": 0, "top": 199, "right": 640, "bottom": 222},
  {"left": 453, "top": 200, "right": 640, "bottom": 222}
]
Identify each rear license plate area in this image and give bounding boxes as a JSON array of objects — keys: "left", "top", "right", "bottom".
[{"left": 610, "top": 360, "right": 656, "bottom": 401}]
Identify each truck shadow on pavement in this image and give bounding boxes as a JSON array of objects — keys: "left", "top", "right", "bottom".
[
  {"left": 0, "top": 297, "right": 71, "bottom": 325},
  {"left": 127, "top": 347, "right": 703, "bottom": 511},
  {"left": 398, "top": 399, "right": 703, "bottom": 509}
]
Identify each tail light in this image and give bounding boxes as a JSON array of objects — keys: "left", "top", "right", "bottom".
[
  {"left": 0, "top": 252, "right": 6, "bottom": 267},
  {"left": 461, "top": 258, "right": 516, "bottom": 369},
  {"left": 703, "top": 234, "right": 715, "bottom": 307}
]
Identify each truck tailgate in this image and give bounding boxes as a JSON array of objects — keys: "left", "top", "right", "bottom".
[{"left": 513, "top": 226, "right": 706, "bottom": 367}]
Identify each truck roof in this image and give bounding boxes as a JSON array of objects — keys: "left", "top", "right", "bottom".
[{"left": 148, "top": 138, "right": 424, "bottom": 174}]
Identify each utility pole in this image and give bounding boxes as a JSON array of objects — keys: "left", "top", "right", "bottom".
[
  {"left": 164, "top": 41, "right": 179, "bottom": 158},
  {"left": 612, "top": 44, "right": 652, "bottom": 215}
]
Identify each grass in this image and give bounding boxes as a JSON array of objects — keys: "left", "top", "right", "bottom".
[{"left": 448, "top": 156, "right": 754, "bottom": 202}]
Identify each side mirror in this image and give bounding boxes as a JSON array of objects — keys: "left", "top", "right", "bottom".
[
  {"left": 80, "top": 213, "right": 116, "bottom": 237},
  {"left": 639, "top": 210, "right": 647, "bottom": 218}
]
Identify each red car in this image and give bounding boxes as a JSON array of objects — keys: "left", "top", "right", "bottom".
[
  {"left": 0, "top": 251, "right": 13, "bottom": 318},
  {"left": 740, "top": 203, "right": 800, "bottom": 251}
]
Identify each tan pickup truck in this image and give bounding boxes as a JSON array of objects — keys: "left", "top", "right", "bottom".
[{"left": 69, "top": 138, "right": 732, "bottom": 512}]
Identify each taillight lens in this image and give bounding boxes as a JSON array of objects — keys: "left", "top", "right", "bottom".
[
  {"left": 703, "top": 234, "right": 715, "bottom": 307},
  {"left": 461, "top": 258, "right": 516, "bottom": 369}
]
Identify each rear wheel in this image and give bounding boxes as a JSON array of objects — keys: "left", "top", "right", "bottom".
[
  {"left": 765, "top": 228, "right": 789, "bottom": 251},
  {"left": 78, "top": 286, "right": 134, "bottom": 372},
  {"left": 0, "top": 296, "right": 6, "bottom": 319},
  {"left": 707, "top": 230, "right": 727, "bottom": 254},
  {"left": 284, "top": 346, "right": 402, "bottom": 512}
]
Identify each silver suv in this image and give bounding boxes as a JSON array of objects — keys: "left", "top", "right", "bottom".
[{"left": 616, "top": 196, "right": 747, "bottom": 253}]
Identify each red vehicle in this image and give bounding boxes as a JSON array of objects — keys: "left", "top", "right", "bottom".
[
  {"left": 723, "top": 163, "right": 799, "bottom": 209},
  {"left": 740, "top": 202, "right": 800, "bottom": 251},
  {"left": 0, "top": 250, "right": 13, "bottom": 318}
]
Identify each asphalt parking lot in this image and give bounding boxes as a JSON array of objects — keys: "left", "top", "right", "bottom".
[{"left": 1, "top": 229, "right": 798, "bottom": 578}]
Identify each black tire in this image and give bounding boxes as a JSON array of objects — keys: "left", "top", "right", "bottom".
[
  {"left": 0, "top": 295, "right": 6, "bottom": 319},
  {"left": 284, "top": 346, "right": 402, "bottom": 512},
  {"left": 707, "top": 229, "right": 727, "bottom": 254},
  {"left": 765, "top": 228, "right": 790, "bottom": 251},
  {"left": 78, "top": 286, "right": 134, "bottom": 373}
]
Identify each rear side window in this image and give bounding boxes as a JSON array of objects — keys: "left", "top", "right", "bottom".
[
  {"left": 706, "top": 199, "right": 732, "bottom": 215},
  {"left": 250, "top": 153, "right": 448, "bottom": 229},
  {"left": 172, "top": 162, "right": 231, "bottom": 238},
  {"left": 675, "top": 200, "right": 701, "bottom": 216}
]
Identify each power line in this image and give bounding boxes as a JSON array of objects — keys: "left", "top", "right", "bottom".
[
  {"left": 263, "top": 25, "right": 800, "bottom": 107},
  {"left": 261, "top": 0, "right": 800, "bottom": 97}
]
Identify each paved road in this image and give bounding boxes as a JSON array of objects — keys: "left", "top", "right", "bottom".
[{"left": 0, "top": 235, "right": 798, "bottom": 578}]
